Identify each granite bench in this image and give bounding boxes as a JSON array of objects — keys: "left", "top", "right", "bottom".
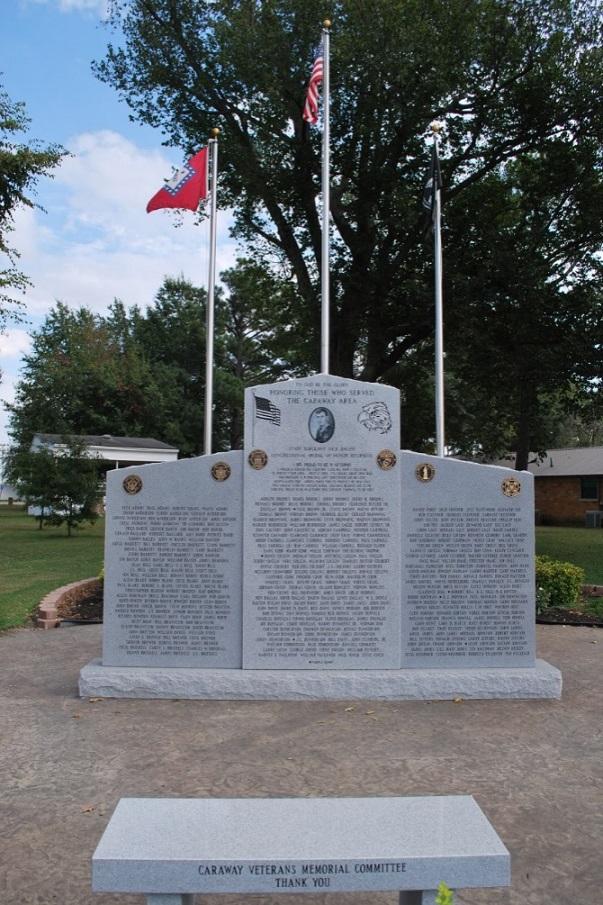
[{"left": 92, "top": 796, "right": 510, "bottom": 905}]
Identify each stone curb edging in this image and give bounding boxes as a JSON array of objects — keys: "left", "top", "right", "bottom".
[{"left": 37, "top": 577, "right": 99, "bottom": 629}]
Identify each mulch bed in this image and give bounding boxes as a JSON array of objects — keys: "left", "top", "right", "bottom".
[
  {"left": 536, "top": 607, "right": 603, "bottom": 627},
  {"left": 56, "top": 580, "right": 104, "bottom": 624}
]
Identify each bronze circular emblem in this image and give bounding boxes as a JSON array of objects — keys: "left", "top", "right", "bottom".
[
  {"left": 502, "top": 477, "right": 521, "bottom": 497},
  {"left": 376, "top": 449, "right": 397, "bottom": 470},
  {"left": 415, "top": 463, "right": 436, "bottom": 482},
  {"left": 122, "top": 474, "right": 143, "bottom": 495},
  {"left": 248, "top": 449, "right": 268, "bottom": 470},
  {"left": 211, "top": 461, "right": 231, "bottom": 482}
]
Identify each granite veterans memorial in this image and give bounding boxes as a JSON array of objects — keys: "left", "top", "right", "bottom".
[
  {"left": 79, "top": 374, "right": 561, "bottom": 701},
  {"left": 79, "top": 64, "right": 562, "bottom": 701}
]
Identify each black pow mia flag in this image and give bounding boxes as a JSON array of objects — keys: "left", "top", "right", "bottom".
[
  {"left": 422, "top": 142, "right": 442, "bottom": 234},
  {"left": 254, "top": 395, "right": 281, "bottom": 426}
]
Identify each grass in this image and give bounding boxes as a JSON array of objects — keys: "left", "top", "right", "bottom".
[
  {"left": 0, "top": 505, "right": 105, "bottom": 631},
  {"left": 535, "top": 527, "right": 603, "bottom": 585}
]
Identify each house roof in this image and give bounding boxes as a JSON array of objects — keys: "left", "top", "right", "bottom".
[
  {"left": 494, "top": 447, "right": 603, "bottom": 477},
  {"left": 33, "top": 433, "right": 178, "bottom": 452}
]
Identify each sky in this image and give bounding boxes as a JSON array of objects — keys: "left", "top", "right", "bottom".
[{"left": 0, "top": 0, "right": 238, "bottom": 445}]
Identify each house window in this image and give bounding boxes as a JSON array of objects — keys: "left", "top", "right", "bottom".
[{"left": 580, "top": 477, "right": 598, "bottom": 500}]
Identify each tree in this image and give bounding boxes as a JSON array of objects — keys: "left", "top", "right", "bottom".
[
  {"left": 4, "top": 437, "right": 101, "bottom": 535},
  {"left": 7, "top": 268, "right": 290, "bottom": 455},
  {"left": 547, "top": 385, "right": 603, "bottom": 447},
  {"left": 6, "top": 302, "right": 165, "bottom": 448},
  {"left": 95, "top": 0, "right": 603, "bottom": 402},
  {"left": 0, "top": 85, "right": 66, "bottom": 332},
  {"left": 3, "top": 444, "right": 58, "bottom": 528},
  {"left": 42, "top": 437, "right": 101, "bottom": 537},
  {"left": 442, "top": 151, "right": 603, "bottom": 467},
  {"left": 129, "top": 276, "right": 216, "bottom": 454},
  {"left": 218, "top": 259, "right": 302, "bottom": 448}
]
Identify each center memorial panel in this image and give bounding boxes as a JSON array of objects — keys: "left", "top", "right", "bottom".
[{"left": 242, "top": 376, "right": 402, "bottom": 669}]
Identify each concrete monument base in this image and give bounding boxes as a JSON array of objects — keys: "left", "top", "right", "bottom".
[{"left": 79, "top": 658, "right": 561, "bottom": 701}]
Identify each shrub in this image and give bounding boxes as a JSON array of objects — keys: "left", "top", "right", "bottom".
[
  {"left": 535, "top": 555, "right": 584, "bottom": 610},
  {"left": 436, "top": 882, "right": 454, "bottom": 905}
]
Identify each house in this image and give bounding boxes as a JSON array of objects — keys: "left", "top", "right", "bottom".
[
  {"left": 31, "top": 433, "right": 179, "bottom": 470},
  {"left": 524, "top": 447, "right": 602, "bottom": 526}
]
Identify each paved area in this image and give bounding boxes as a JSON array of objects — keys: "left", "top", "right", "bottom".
[{"left": 1, "top": 623, "right": 601, "bottom": 905}]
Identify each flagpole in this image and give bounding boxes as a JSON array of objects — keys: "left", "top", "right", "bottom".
[
  {"left": 204, "top": 128, "right": 219, "bottom": 456},
  {"left": 431, "top": 121, "right": 445, "bottom": 458},
  {"left": 320, "top": 19, "right": 331, "bottom": 375}
]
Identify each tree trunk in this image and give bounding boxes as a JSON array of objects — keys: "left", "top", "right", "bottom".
[
  {"left": 230, "top": 406, "right": 243, "bottom": 451},
  {"left": 515, "top": 380, "right": 535, "bottom": 471}
]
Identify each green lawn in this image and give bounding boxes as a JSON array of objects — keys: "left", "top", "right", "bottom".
[
  {"left": 0, "top": 505, "right": 105, "bottom": 631},
  {"left": 535, "top": 526, "right": 603, "bottom": 584}
]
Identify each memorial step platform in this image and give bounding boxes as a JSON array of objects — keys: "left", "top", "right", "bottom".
[
  {"left": 80, "top": 657, "right": 561, "bottom": 700},
  {"left": 92, "top": 795, "right": 511, "bottom": 904}
]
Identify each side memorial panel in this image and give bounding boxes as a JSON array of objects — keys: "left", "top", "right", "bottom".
[
  {"left": 400, "top": 452, "right": 535, "bottom": 668},
  {"left": 243, "top": 375, "right": 402, "bottom": 670},
  {"left": 102, "top": 451, "right": 243, "bottom": 668}
]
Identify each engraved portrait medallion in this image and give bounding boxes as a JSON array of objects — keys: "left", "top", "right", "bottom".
[
  {"left": 502, "top": 477, "right": 521, "bottom": 497},
  {"left": 122, "top": 474, "right": 143, "bottom": 495},
  {"left": 211, "top": 461, "right": 231, "bottom": 482},
  {"left": 415, "top": 463, "right": 435, "bottom": 482},
  {"left": 376, "top": 449, "right": 397, "bottom": 470},
  {"left": 308, "top": 406, "right": 335, "bottom": 443},
  {"left": 248, "top": 449, "right": 268, "bottom": 470}
]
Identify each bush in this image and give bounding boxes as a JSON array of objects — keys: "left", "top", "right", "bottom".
[
  {"left": 436, "top": 882, "right": 454, "bottom": 904},
  {"left": 535, "top": 555, "right": 584, "bottom": 611}
]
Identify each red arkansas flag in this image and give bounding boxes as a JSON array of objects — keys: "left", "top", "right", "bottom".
[{"left": 146, "top": 148, "right": 208, "bottom": 213}]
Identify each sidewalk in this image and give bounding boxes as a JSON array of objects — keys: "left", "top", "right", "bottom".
[{"left": 1, "top": 623, "right": 601, "bottom": 905}]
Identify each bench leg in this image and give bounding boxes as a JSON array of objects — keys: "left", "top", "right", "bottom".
[
  {"left": 399, "top": 891, "right": 439, "bottom": 905},
  {"left": 146, "top": 896, "right": 195, "bottom": 905}
]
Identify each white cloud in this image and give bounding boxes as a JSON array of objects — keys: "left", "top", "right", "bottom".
[
  {"left": 24, "top": 0, "right": 109, "bottom": 16},
  {"left": 0, "top": 130, "right": 240, "bottom": 443},
  {"left": 0, "top": 329, "right": 32, "bottom": 359},
  {"left": 8, "top": 130, "right": 238, "bottom": 316}
]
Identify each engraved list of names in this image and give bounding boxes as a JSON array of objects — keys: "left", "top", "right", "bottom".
[
  {"left": 102, "top": 452, "right": 243, "bottom": 669},
  {"left": 243, "top": 376, "right": 402, "bottom": 669},
  {"left": 400, "top": 452, "right": 535, "bottom": 668}
]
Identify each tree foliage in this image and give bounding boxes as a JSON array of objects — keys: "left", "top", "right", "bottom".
[
  {"left": 7, "top": 268, "right": 285, "bottom": 455},
  {"left": 3, "top": 444, "right": 57, "bottom": 528},
  {"left": 42, "top": 437, "right": 101, "bottom": 537},
  {"left": 7, "top": 301, "right": 163, "bottom": 447},
  {"left": 0, "top": 84, "right": 66, "bottom": 328},
  {"left": 95, "top": 0, "right": 603, "bottom": 463},
  {"left": 4, "top": 437, "right": 101, "bottom": 536},
  {"left": 443, "top": 153, "right": 603, "bottom": 466}
]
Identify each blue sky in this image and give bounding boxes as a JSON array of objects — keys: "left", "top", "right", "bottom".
[{"left": 1, "top": 0, "right": 237, "bottom": 444}]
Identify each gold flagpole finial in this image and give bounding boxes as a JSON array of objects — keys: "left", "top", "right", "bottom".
[
  {"left": 210, "top": 127, "right": 220, "bottom": 139},
  {"left": 429, "top": 120, "right": 444, "bottom": 134},
  {"left": 323, "top": 18, "right": 332, "bottom": 29}
]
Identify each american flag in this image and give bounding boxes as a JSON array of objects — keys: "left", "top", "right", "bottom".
[
  {"left": 254, "top": 396, "right": 281, "bottom": 426},
  {"left": 303, "top": 43, "right": 324, "bottom": 125}
]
